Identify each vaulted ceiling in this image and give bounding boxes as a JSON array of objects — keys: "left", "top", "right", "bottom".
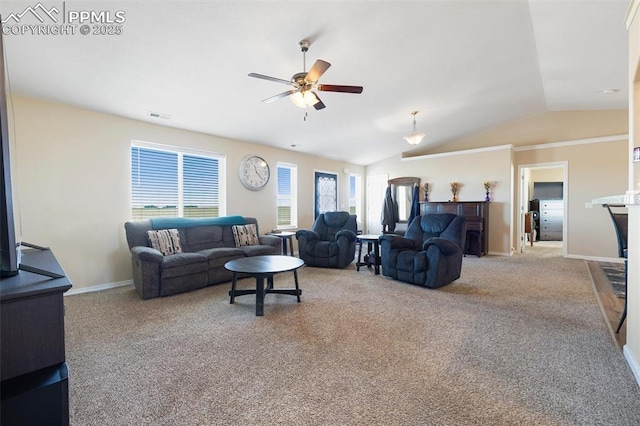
[{"left": 1, "top": 0, "right": 630, "bottom": 165}]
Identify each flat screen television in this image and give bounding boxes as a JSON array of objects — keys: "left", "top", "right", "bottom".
[{"left": 0, "top": 21, "right": 19, "bottom": 277}]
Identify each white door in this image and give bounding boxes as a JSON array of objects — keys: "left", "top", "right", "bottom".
[{"left": 366, "top": 174, "right": 388, "bottom": 234}]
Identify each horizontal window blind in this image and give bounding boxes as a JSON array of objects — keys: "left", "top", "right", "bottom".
[
  {"left": 277, "top": 163, "right": 297, "bottom": 227},
  {"left": 131, "top": 144, "right": 224, "bottom": 220},
  {"left": 183, "top": 154, "right": 219, "bottom": 217},
  {"left": 132, "top": 146, "right": 178, "bottom": 208},
  {"left": 349, "top": 174, "right": 357, "bottom": 214}
]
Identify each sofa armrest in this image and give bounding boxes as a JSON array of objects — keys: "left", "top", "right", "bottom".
[
  {"left": 131, "top": 246, "right": 163, "bottom": 263},
  {"left": 258, "top": 234, "right": 282, "bottom": 253},
  {"left": 380, "top": 235, "right": 415, "bottom": 250},
  {"left": 423, "top": 237, "right": 461, "bottom": 256},
  {"left": 129, "top": 246, "right": 162, "bottom": 300},
  {"left": 258, "top": 234, "right": 281, "bottom": 246}
]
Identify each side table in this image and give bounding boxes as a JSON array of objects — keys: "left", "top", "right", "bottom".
[
  {"left": 356, "top": 234, "right": 381, "bottom": 275},
  {"left": 267, "top": 231, "right": 296, "bottom": 256}
]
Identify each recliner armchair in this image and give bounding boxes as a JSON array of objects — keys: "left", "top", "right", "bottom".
[
  {"left": 380, "top": 213, "right": 467, "bottom": 288},
  {"left": 296, "top": 211, "right": 358, "bottom": 268}
]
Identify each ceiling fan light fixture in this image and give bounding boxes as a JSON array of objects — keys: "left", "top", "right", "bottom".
[
  {"left": 404, "top": 111, "right": 425, "bottom": 145},
  {"left": 249, "top": 39, "right": 363, "bottom": 110},
  {"left": 290, "top": 90, "right": 319, "bottom": 108}
]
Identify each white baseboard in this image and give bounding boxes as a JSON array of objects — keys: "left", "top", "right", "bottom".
[
  {"left": 564, "top": 254, "right": 623, "bottom": 263},
  {"left": 623, "top": 345, "right": 640, "bottom": 388},
  {"left": 65, "top": 280, "right": 133, "bottom": 296}
]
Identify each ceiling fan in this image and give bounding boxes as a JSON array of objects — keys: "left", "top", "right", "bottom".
[{"left": 248, "top": 39, "right": 363, "bottom": 110}]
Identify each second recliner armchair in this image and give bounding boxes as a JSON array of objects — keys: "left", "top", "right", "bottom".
[
  {"left": 380, "top": 213, "right": 467, "bottom": 289},
  {"left": 296, "top": 211, "right": 357, "bottom": 268}
]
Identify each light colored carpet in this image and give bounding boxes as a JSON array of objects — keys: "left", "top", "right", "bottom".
[{"left": 65, "top": 245, "right": 640, "bottom": 425}]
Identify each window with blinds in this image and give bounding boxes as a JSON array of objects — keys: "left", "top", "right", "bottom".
[
  {"left": 349, "top": 173, "right": 362, "bottom": 221},
  {"left": 349, "top": 174, "right": 357, "bottom": 214},
  {"left": 277, "top": 162, "right": 297, "bottom": 228},
  {"left": 131, "top": 143, "right": 225, "bottom": 220}
]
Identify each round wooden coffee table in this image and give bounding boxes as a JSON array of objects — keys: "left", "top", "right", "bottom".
[{"left": 225, "top": 255, "right": 304, "bottom": 316}]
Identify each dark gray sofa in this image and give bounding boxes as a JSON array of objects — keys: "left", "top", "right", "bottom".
[{"left": 124, "top": 217, "right": 280, "bottom": 299}]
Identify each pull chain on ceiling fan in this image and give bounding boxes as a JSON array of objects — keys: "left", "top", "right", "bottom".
[{"left": 248, "top": 39, "right": 364, "bottom": 110}]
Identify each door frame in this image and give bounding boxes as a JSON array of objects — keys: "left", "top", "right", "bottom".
[
  {"left": 314, "top": 170, "right": 338, "bottom": 219},
  {"left": 517, "top": 161, "right": 568, "bottom": 255}
]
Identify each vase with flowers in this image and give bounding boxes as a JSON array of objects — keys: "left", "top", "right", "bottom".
[
  {"left": 450, "top": 182, "right": 461, "bottom": 202},
  {"left": 423, "top": 182, "right": 431, "bottom": 202},
  {"left": 483, "top": 181, "right": 493, "bottom": 202}
]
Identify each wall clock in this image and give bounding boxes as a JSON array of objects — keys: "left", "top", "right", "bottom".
[{"left": 239, "top": 155, "right": 270, "bottom": 191}]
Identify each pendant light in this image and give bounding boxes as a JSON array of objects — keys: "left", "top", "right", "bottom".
[{"left": 404, "top": 111, "right": 425, "bottom": 145}]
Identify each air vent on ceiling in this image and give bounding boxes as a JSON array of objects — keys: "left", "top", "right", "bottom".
[{"left": 148, "top": 111, "right": 171, "bottom": 120}]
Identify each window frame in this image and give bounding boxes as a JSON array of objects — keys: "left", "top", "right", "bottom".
[
  {"left": 314, "top": 171, "right": 338, "bottom": 218},
  {"left": 276, "top": 161, "right": 298, "bottom": 229},
  {"left": 349, "top": 173, "right": 362, "bottom": 222},
  {"left": 131, "top": 140, "right": 226, "bottom": 220}
]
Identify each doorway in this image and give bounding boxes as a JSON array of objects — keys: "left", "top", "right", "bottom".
[
  {"left": 518, "top": 162, "right": 568, "bottom": 256},
  {"left": 314, "top": 171, "right": 337, "bottom": 219},
  {"left": 366, "top": 174, "right": 388, "bottom": 234}
]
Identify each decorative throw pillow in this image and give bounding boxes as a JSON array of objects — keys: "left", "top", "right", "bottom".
[
  {"left": 232, "top": 224, "right": 259, "bottom": 247},
  {"left": 147, "top": 229, "right": 182, "bottom": 256}
]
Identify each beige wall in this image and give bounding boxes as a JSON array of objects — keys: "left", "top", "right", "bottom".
[
  {"left": 530, "top": 167, "right": 563, "bottom": 183},
  {"left": 410, "top": 110, "right": 628, "bottom": 155},
  {"left": 368, "top": 135, "right": 628, "bottom": 260},
  {"left": 9, "top": 95, "right": 364, "bottom": 291},
  {"left": 366, "top": 147, "right": 514, "bottom": 255},
  {"left": 402, "top": 108, "right": 629, "bottom": 259},
  {"left": 634, "top": 75, "right": 640, "bottom": 189},
  {"left": 528, "top": 167, "right": 563, "bottom": 200},
  {"left": 514, "top": 139, "right": 628, "bottom": 259}
]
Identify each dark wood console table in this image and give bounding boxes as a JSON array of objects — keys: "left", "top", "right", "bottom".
[
  {"left": 1, "top": 248, "right": 72, "bottom": 426},
  {"left": 420, "top": 201, "right": 489, "bottom": 257}
]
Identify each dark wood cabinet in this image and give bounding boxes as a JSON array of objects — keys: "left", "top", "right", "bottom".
[
  {"left": 1, "top": 290, "right": 66, "bottom": 379},
  {"left": 420, "top": 201, "right": 489, "bottom": 256},
  {"left": 1, "top": 249, "right": 72, "bottom": 425}
]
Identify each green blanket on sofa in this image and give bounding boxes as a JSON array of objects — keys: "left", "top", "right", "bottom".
[{"left": 150, "top": 216, "right": 246, "bottom": 229}]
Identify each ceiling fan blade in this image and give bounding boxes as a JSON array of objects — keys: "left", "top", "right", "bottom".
[
  {"left": 248, "top": 73, "right": 292, "bottom": 86},
  {"left": 317, "top": 84, "right": 363, "bottom": 94},
  {"left": 305, "top": 60, "right": 331, "bottom": 83},
  {"left": 262, "top": 90, "right": 297, "bottom": 103},
  {"left": 312, "top": 92, "right": 326, "bottom": 110}
]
